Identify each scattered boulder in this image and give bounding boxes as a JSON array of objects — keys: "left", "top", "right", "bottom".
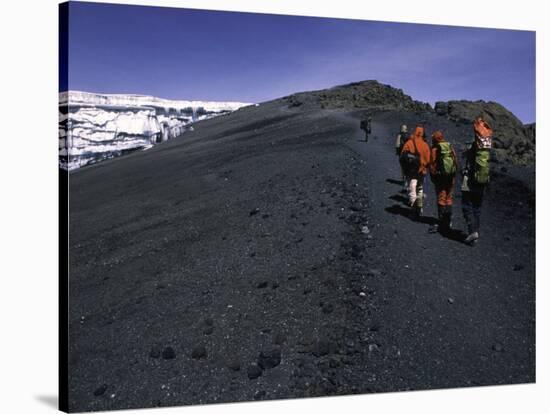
[
  {"left": 161, "top": 347, "right": 176, "bottom": 360},
  {"left": 257, "top": 348, "right": 282, "bottom": 369},
  {"left": 149, "top": 346, "right": 161, "bottom": 359},
  {"left": 227, "top": 360, "right": 241, "bottom": 371},
  {"left": 247, "top": 364, "right": 263, "bottom": 379},
  {"left": 312, "top": 341, "right": 331, "bottom": 357},
  {"left": 273, "top": 332, "right": 287, "bottom": 345},
  {"left": 191, "top": 346, "right": 208, "bottom": 359},
  {"left": 321, "top": 303, "right": 334, "bottom": 314},
  {"left": 253, "top": 390, "right": 267, "bottom": 400},
  {"left": 93, "top": 384, "right": 108, "bottom": 397},
  {"left": 368, "top": 343, "right": 380, "bottom": 353},
  {"left": 492, "top": 343, "right": 504, "bottom": 352}
]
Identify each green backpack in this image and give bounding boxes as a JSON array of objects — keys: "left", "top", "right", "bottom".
[
  {"left": 436, "top": 142, "right": 457, "bottom": 176},
  {"left": 473, "top": 149, "right": 490, "bottom": 184}
]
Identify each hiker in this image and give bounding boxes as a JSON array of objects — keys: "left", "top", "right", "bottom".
[
  {"left": 429, "top": 130, "right": 458, "bottom": 234},
  {"left": 400, "top": 125, "right": 431, "bottom": 216},
  {"left": 360, "top": 117, "right": 372, "bottom": 142},
  {"left": 395, "top": 124, "right": 409, "bottom": 192},
  {"left": 461, "top": 117, "right": 492, "bottom": 245}
]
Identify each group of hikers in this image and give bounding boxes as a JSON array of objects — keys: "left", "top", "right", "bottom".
[{"left": 393, "top": 117, "right": 493, "bottom": 245}]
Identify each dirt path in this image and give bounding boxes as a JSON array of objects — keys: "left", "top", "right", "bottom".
[
  {"left": 338, "top": 112, "right": 535, "bottom": 390},
  {"left": 67, "top": 104, "right": 534, "bottom": 411}
]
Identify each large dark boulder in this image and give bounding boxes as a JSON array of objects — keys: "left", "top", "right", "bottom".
[{"left": 434, "top": 100, "right": 535, "bottom": 165}]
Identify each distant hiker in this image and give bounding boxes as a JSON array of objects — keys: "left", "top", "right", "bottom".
[
  {"left": 461, "top": 117, "right": 492, "bottom": 245},
  {"left": 429, "top": 130, "right": 458, "bottom": 234},
  {"left": 400, "top": 125, "right": 431, "bottom": 216},
  {"left": 360, "top": 117, "right": 372, "bottom": 142},
  {"left": 395, "top": 124, "right": 409, "bottom": 192}
]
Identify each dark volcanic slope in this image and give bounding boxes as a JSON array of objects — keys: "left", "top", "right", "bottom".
[{"left": 68, "top": 89, "right": 535, "bottom": 412}]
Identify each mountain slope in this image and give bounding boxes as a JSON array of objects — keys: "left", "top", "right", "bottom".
[{"left": 67, "top": 83, "right": 535, "bottom": 412}]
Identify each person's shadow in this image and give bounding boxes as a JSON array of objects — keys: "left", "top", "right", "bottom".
[
  {"left": 386, "top": 178, "right": 404, "bottom": 186},
  {"left": 389, "top": 194, "right": 408, "bottom": 204},
  {"left": 385, "top": 203, "right": 467, "bottom": 243},
  {"left": 385, "top": 204, "right": 438, "bottom": 225}
]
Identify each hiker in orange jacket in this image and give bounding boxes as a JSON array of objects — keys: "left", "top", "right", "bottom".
[
  {"left": 429, "top": 131, "right": 458, "bottom": 233},
  {"left": 400, "top": 125, "right": 431, "bottom": 216}
]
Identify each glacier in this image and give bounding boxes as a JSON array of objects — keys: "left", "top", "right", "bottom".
[{"left": 59, "top": 91, "right": 251, "bottom": 171}]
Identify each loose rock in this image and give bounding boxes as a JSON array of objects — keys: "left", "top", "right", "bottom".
[
  {"left": 253, "top": 390, "right": 266, "bottom": 400},
  {"left": 258, "top": 348, "right": 282, "bottom": 369},
  {"left": 274, "top": 332, "right": 287, "bottom": 345},
  {"left": 247, "top": 364, "right": 263, "bottom": 379},
  {"left": 312, "top": 341, "right": 331, "bottom": 357},
  {"left": 492, "top": 344, "right": 504, "bottom": 352},
  {"left": 227, "top": 360, "right": 241, "bottom": 371},
  {"left": 191, "top": 346, "right": 208, "bottom": 359},
  {"left": 93, "top": 384, "right": 108, "bottom": 397},
  {"left": 322, "top": 303, "right": 334, "bottom": 314},
  {"left": 149, "top": 346, "right": 161, "bottom": 359},
  {"left": 162, "top": 347, "right": 176, "bottom": 360}
]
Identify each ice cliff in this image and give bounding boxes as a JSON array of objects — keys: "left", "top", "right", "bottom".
[{"left": 59, "top": 91, "right": 250, "bottom": 170}]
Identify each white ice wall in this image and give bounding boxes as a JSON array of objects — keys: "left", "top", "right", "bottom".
[{"left": 59, "top": 91, "right": 251, "bottom": 171}]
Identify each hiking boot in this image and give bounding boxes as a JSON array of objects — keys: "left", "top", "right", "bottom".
[
  {"left": 464, "top": 231, "right": 479, "bottom": 245},
  {"left": 441, "top": 209, "right": 452, "bottom": 233}
]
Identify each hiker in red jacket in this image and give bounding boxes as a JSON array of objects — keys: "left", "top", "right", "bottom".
[
  {"left": 400, "top": 125, "right": 431, "bottom": 217},
  {"left": 429, "top": 131, "right": 458, "bottom": 234}
]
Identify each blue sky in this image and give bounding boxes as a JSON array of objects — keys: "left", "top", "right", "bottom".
[{"left": 65, "top": 2, "right": 536, "bottom": 123}]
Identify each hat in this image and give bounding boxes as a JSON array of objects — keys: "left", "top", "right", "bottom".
[{"left": 431, "top": 130, "right": 444, "bottom": 143}]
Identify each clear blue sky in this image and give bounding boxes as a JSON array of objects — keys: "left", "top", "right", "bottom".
[{"left": 65, "top": 1, "right": 536, "bottom": 123}]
